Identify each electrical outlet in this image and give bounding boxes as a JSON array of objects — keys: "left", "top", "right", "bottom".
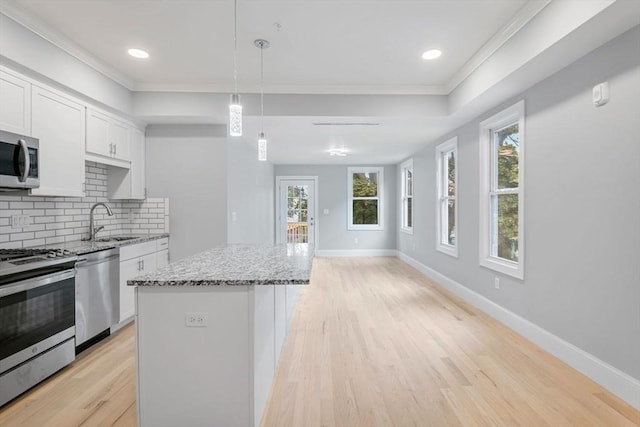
[
  {"left": 11, "top": 215, "right": 32, "bottom": 228},
  {"left": 185, "top": 312, "right": 208, "bottom": 327},
  {"left": 494, "top": 277, "right": 500, "bottom": 290},
  {"left": 354, "top": 237, "right": 359, "bottom": 244},
  {"left": 231, "top": 212, "right": 237, "bottom": 222}
]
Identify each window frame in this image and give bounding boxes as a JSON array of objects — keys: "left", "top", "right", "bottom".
[
  {"left": 435, "top": 137, "right": 458, "bottom": 257},
  {"left": 479, "top": 100, "right": 525, "bottom": 279},
  {"left": 347, "top": 166, "right": 384, "bottom": 231},
  {"left": 400, "top": 158, "right": 414, "bottom": 234}
]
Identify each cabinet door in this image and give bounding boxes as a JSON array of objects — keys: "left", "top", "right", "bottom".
[
  {"left": 111, "top": 118, "right": 130, "bottom": 161},
  {"left": 120, "top": 253, "right": 158, "bottom": 322},
  {"left": 130, "top": 128, "right": 146, "bottom": 199},
  {"left": 86, "top": 109, "right": 111, "bottom": 158},
  {"left": 0, "top": 70, "right": 31, "bottom": 135},
  {"left": 156, "top": 249, "right": 169, "bottom": 268},
  {"left": 30, "top": 85, "right": 85, "bottom": 197}
]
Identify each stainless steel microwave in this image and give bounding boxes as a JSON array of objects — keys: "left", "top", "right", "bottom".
[{"left": 0, "top": 129, "right": 39, "bottom": 190}]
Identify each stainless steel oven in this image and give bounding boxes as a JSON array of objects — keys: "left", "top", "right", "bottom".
[
  {"left": 0, "top": 129, "right": 39, "bottom": 190},
  {"left": 0, "top": 249, "right": 77, "bottom": 407}
]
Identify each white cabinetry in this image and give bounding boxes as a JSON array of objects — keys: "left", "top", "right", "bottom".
[
  {"left": 119, "top": 239, "right": 169, "bottom": 323},
  {"left": 0, "top": 69, "right": 31, "bottom": 135},
  {"left": 156, "top": 238, "right": 169, "bottom": 267},
  {"left": 107, "top": 127, "right": 146, "bottom": 199},
  {"left": 30, "top": 85, "right": 85, "bottom": 197},
  {"left": 86, "top": 108, "right": 132, "bottom": 167}
]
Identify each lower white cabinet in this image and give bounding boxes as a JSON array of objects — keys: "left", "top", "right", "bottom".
[{"left": 119, "top": 238, "right": 168, "bottom": 323}]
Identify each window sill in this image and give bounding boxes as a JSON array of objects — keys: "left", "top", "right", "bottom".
[
  {"left": 348, "top": 225, "right": 384, "bottom": 231},
  {"left": 479, "top": 256, "right": 523, "bottom": 280},
  {"left": 436, "top": 244, "right": 458, "bottom": 258},
  {"left": 400, "top": 227, "right": 413, "bottom": 235}
]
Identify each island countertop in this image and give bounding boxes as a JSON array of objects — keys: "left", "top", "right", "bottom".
[{"left": 128, "top": 243, "right": 313, "bottom": 286}]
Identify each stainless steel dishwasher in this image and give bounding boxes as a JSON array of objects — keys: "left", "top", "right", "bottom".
[{"left": 75, "top": 248, "right": 119, "bottom": 352}]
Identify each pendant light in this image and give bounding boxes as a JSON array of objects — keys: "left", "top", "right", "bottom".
[
  {"left": 255, "top": 39, "right": 269, "bottom": 161},
  {"left": 229, "top": 0, "right": 242, "bottom": 137}
]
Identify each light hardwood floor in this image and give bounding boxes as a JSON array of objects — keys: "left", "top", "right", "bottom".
[{"left": 1, "top": 257, "right": 638, "bottom": 426}]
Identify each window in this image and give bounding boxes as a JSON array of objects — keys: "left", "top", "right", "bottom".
[
  {"left": 479, "top": 100, "right": 525, "bottom": 279},
  {"left": 435, "top": 137, "right": 458, "bottom": 257},
  {"left": 348, "top": 167, "right": 384, "bottom": 230},
  {"left": 400, "top": 159, "right": 413, "bottom": 234}
]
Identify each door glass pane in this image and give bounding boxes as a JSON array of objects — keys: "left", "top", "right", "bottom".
[
  {"left": 353, "top": 200, "right": 378, "bottom": 225},
  {"left": 494, "top": 124, "right": 519, "bottom": 190},
  {"left": 287, "top": 209, "right": 297, "bottom": 222},
  {"left": 407, "top": 197, "right": 412, "bottom": 227},
  {"left": 352, "top": 173, "right": 378, "bottom": 197},
  {"left": 300, "top": 199, "right": 308, "bottom": 210},
  {"left": 494, "top": 194, "right": 518, "bottom": 261}
]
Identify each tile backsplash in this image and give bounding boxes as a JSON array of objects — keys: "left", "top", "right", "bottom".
[{"left": 0, "top": 162, "right": 169, "bottom": 249}]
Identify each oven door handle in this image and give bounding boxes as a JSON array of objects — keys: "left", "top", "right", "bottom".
[{"left": 0, "top": 270, "right": 75, "bottom": 298}]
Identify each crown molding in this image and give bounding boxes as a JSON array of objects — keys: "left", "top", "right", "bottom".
[
  {"left": 445, "top": 0, "right": 551, "bottom": 93},
  {"left": 132, "top": 82, "right": 449, "bottom": 95},
  {"left": 0, "top": 2, "right": 135, "bottom": 90}
]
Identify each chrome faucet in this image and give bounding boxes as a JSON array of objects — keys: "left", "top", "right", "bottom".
[{"left": 88, "top": 202, "right": 114, "bottom": 241}]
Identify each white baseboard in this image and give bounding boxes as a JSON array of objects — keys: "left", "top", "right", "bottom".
[
  {"left": 316, "top": 249, "right": 398, "bottom": 257},
  {"left": 397, "top": 251, "right": 640, "bottom": 411}
]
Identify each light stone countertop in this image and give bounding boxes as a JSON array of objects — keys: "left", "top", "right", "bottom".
[
  {"left": 39, "top": 233, "right": 169, "bottom": 255},
  {"left": 128, "top": 243, "right": 314, "bottom": 286}
]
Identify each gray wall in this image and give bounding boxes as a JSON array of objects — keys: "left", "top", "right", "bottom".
[
  {"left": 226, "top": 141, "right": 275, "bottom": 245},
  {"left": 398, "top": 27, "right": 640, "bottom": 380},
  {"left": 275, "top": 165, "right": 397, "bottom": 251},
  {"left": 146, "top": 125, "right": 227, "bottom": 261}
]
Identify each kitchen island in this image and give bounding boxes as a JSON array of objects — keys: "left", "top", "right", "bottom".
[{"left": 129, "top": 244, "right": 314, "bottom": 427}]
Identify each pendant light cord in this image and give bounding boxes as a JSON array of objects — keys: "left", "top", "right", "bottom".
[
  {"left": 260, "top": 43, "right": 264, "bottom": 132},
  {"left": 233, "top": 0, "right": 238, "bottom": 95}
]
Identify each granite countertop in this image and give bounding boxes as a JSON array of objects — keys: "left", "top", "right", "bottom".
[
  {"left": 40, "top": 233, "right": 169, "bottom": 255},
  {"left": 129, "top": 243, "right": 314, "bottom": 286}
]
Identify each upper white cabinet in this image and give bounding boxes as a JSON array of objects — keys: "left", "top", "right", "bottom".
[
  {"left": 0, "top": 69, "right": 31, "bottom": 135},
  {"left": 86, "top": 108, "right": 131, "bottom": 167},
  {"left": 30, "top": 85, "right": 85, "bottom": 197},
  {"left": 107, "top": 127, "right": 146, "bottom": 200}
]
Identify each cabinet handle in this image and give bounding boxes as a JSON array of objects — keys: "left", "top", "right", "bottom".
[
  {"left": 18, "top": 139, "right": 30, "bottom": 183},
  {"left": 141, "top": 259, "right": 144, "bottom": 270},
  {"left": 114, "top": 144, "right": 117, "bottom": 156}
]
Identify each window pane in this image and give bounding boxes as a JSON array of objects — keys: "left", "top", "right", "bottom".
[
  {"left": 494, "top": 124, "right": 519, "bottom": 189},
  {"left": 300, "top": 210, "right": 308, "bottom": 222},
  {"left": 287, "top": 197, "right": 299, "bottom": 209},
  {"left": 353, "top": 173, "right": 378, "bottom": 197},
  {"left": 492, "top": 194, "right": 518, "bottom": 261},
  {"left": 406, "top": 170, "right": 413, "bottom": 196},
  {"left": 447, "top": 151, "right": 455, "bottom": 196},
  {"left": 407, "top": 197, "right": 412, "bottom": 227},
  {"left": 299, "top": 185, "right": 308, "bottom": 199},
  {"left": 300, "top": 199, "right": 308, "bottom": 210},
  {"left": 352, "top": 200, "right": 378, "bottom": 225},
  {"left": 448, "top": 200, "right": 456, "bottom": 245}
]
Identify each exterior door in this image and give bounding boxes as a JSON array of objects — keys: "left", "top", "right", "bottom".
[{"left": 278, "top": 179, "right": 315, "bottom": 244}]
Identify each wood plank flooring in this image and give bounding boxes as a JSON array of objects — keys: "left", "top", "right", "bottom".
[
  {"left": 0, "top": 257, "right": 638, "bottom": 426},
  {"left": 261, "top": 257, "right": 640, "bottom": 427}
]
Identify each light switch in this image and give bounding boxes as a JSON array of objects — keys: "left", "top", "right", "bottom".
[
  {"left": 323, "top": 209, "right": 329, "bottom": 215},
  {"left": 593, "top": 82, "right": 609, "bottom": 107},
  {"left": 231, "top": 212, "right": 237, "bottom": 222}
]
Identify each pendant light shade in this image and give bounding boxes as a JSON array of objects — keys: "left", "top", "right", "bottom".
[
  {"left": 229, "top": 0, "right": 242, "bottom": 137},
  {"left": 258, "top": 132, "right": 267, "bottom": 161},
  {"left": 229, "top": 94, "right": 242, "bottom": 137}
]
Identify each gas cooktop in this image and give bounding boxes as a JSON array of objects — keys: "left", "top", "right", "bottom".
[{"left": 0, "top": 248, "right": 77, "bottom": 279}]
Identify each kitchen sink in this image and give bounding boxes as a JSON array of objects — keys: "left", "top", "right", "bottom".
[{"left": 95, "top": 236, "right": 140, "bottom": 242}]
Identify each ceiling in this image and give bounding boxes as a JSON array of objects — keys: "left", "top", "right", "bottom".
[{"left": 2, "top": 0, "right": 633, "bottom": 165}]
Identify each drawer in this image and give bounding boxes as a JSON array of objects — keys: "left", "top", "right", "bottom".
[
  {"left": 156, "top": 237, "right": 169, "bottom": 251},
  {"left": 120, "top": 240, "right": 157, "bottom": 261}
]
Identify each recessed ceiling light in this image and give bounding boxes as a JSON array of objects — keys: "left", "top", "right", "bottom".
[
  {"left": 328, "top": 148, "right": 348, "bottom": 157},
  {"left": 421, "top": 49, "right": 442, "bottom": 60},
  {"left": 128, "top": 48, "right": 149, "bottom": 59}
]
